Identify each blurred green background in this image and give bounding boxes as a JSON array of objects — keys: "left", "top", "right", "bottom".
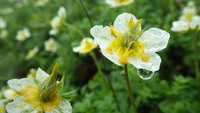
[{"left": 0, "top": 0, "right": 200, "bottom": 113}]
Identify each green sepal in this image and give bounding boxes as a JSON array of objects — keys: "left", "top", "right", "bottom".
[
  {"left": 61, "top": 90, "right": 77, "bottom": 101},
  {"left": 57, "top": 73, "right": 65, "bottom": 93}
]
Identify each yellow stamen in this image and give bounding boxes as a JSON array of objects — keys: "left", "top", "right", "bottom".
[
  {"left": 110, "top": 25, "right": 122, "bottom": 37},
  {"left": 80, "top": 40, "right": 95, "bottom": 52},
  {"left": 115, "top": 0, "right": 131, "bottom": 4}
]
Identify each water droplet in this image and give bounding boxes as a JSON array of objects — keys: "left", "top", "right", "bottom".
[{"left": 137, "top": 69, "right": 154, "bottom": 80}]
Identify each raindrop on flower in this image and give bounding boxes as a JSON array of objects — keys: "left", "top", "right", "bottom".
[{"left": 137, "top": 69, "right": 154, "bottom": 80}]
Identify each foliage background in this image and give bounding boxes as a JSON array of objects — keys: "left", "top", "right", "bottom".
[{"left": 0, "top": 0, "right": 200, "bottom": 113}]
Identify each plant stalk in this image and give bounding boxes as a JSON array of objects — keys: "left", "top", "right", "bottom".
[
  {"left": 78, "top": 0, "right": 94, "bottom": 27},
  {"left": 63, "top": 22, "right": 85, "bottom": 38},
  {"left": 124, "top": 64, "right": 137, "bottom": 113}
]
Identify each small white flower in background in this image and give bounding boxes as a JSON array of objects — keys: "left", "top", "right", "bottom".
[
  {"left": 16, "top": 28, "right": 31, "bottom": 41},
  {"left": 6, "top": 64, "right": 72, "bottom": 113},
  {"left": 171, "top": 1, "right": 200, "bottom": 32},
  {"left": 44, "top": 38, "right": 57, "bottom": 52},
  {"left": 35, "top": 0, "right": 49, "bottom": 7},
  {"left": 91, "top": 12, "right": 170, "bottom": 72},
  {"left": 58, "top": 7, "right": 66, "bottom": 19},
  {"left": 49, "top": 16, "right": 62, "bottom": 35},
  {"left": 0, "top": 17, "right": 6, "bottom": 29},
  {"left": 25, "top": 47, "right": 39, "bottom": 60},
  {"left": 49, "top": 7, "right": 66, "bottom": 35},
  {"left": 0, "top": 30, "right": 8, "bottom": 39},
  {"left": 106, "top": 0, "right": 133, "bottom": 7},
  {"left": 3, "top": 89, "right": 18, "bottom": 99},
  {"left": 26, "top": 68, "right": 37, "bottom": 78},
  {"left": 73, "top": 38, "right": 97, "bottom": 53}
]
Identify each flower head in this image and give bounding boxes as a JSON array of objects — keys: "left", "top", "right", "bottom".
[
  {"left": 25, "top": 47, "right": 39, "bottom": 60},
  {"left": 171, "top": 1, "right": 200, "bottom": 32},
  {"left": 16, "top": 28, "right": 31, "bottom": 41},
  {"left": 106, "top": 0, "right": 133, "bottom": 7},
  {"left": 44, "top": 38, "right": 57, "bottom": 52},
  {"left": 0, "top": 17, "right": 6, "bottom": 29},
  {"left": 6, "top": 64, "right": 72, "bottom": 113},
  {"left": 73, "top": 38, "right": 97, "bottom": 53},
  {"left": 58, "top": 6, "right": 66, "bottom": 19},
  {"left": 91, "top": 12, "right": 170, "bottom": 72}
]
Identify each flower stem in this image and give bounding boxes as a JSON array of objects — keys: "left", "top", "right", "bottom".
[
  {"left": 90, "top": 51, "right": 122, "bottom": 112},
  {"left": 124, "top": 64, "right": 137, "bottom": 113},
  {"left": 89, "top": 51, "right": 109, "bottom": 88},
  {"left": 63, "top": 22, "right": 85, "bottom": 38},
  {"left": 193, "top": 29, "right": 200, "bottom": 98},
  {"left": 78, "top": 0, "right": 94, "bottom": 27}
]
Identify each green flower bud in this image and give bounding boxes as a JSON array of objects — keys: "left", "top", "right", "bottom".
[{"left": 38, "top": 63, "right": 60, "bottom": 102}]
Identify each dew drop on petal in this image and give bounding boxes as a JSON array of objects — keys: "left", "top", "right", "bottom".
[{"left": 137, "top": 69, "right": 154, "bottom": 80}]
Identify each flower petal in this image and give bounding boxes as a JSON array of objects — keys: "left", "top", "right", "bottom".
[
  {"left": 46, "top": 99, "right": 72, "bottom": 113},
  {"left": 6, "top": 96, "right": 37, "bottom": 113},
  {"left": 113, "top": 12, "right": 139, "bottom": 33},
  {"left": 189, "top": 15, "right": 200, "bottom": 29},
  {"left": 36, "top": 68, "right": 49, "bottom": 82},
  {"left": 7, "top": 78, "right": 36, "bottom": 92},
  {"left": 128, "top": 53, "right": 161, "bottom": 72},
  {"left": 171, "top": 20, "right": 189, "bottom": 32},
  {"left": 90, "top": 25, "right": 115, "bottom": 48},
  {"left": 139, "top": 28, "right": 170, "bottom": 53},
  {"left": 101, "top": 48, "right": 121, "bottom": 66}
]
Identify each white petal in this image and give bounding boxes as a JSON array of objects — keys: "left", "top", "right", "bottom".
[
  {"left": 113, "top": 12, "right": 139, "bottom": 33},
  {"left": 56, "top": 99, "right": 72, "bottom": 113},
  {"left": 171, "top": 20, "right": 189, "bottom": 32},
  {"left": 7, "top": 78, "right": 36, "bottom": 92},
  {"left": 105, "top": 0, "right": 134, "bottom": 8},
  {"left": 3, "top": 89, "right": 17, "bottom": 99},
  {"left": 189, "top": 15, "right": 200, "bottom": 29},
  {"left": 72, "top": 46, "right": 82, "bottom": 53},
  {"left": 90, "top": 25, "right": 115, "bottom": 48},
  {"left": 36, "top": 68, "right": 49, "bottom": 82},
  {"left": 139, "top": 28, "right": 170, "bottom": 53},
  {"left": 101, "top": 48, "right": 121, "bottom": 66},
  {"left": 6, "top": 96, "right": 37, "bottom": 113},
  {"left": 128, "top": 53, "right": 161, "bottom": 72}
]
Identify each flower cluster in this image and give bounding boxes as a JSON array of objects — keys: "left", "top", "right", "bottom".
[
  {"left": 171, "top": 1, "right": 200, "bottom": 32},
  {"left": 91, "top": 12, "right": 170, "bottom": 72}
]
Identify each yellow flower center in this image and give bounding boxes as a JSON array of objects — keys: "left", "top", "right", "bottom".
[
  {"left": 106, "top": 17, "right": 149, "bottom": 65},
  {"left": 80, "top": 40, "right": 95, "bottom": 53},
  {"left": 18, "top": 84, "right": 61, "bottom": 112},
  {"left": 48, "top": 43, "right": 55, "bottom": 50},
  {"left": 185, "top": 12, "right": 195, "bottom": 22},
  {"left": 0, "top": 106, "right": 4, "bottom": 113},
  {"left": 115, "top": 0, "right": 131, "bottom": 4},
  {"left": 19, "top": 32, "right": 27, "bottom": 38}
]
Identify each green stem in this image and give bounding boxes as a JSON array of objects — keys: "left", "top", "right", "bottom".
[
  {"left": 124, "top": 64, "right": 137, "bottom": 113},
  {"left": 78, "top": 0, "right": 94, "bottom": 27},
  {"left": 90, "top": 51, "right": 122, "bottom": 112},
  {"left": 89, "top": 51, "right": 108, "bottom": 88},
  {"left": 193, "top": 29, "right": 200, "bottom": 98},
  {"left": 63, "top": 22, "right": 85, "bottom": 38}
]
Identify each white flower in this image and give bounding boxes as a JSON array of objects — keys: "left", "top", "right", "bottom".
[
  {"left": 73, "top": 38, "right": 97, "bottom": 53},
  {"left": 6, "top": 65, "right": 72, "bottom": 113},
  {"left": 91, "top": 12, "right": 170, "bottom": 72},
  {"left": 25, "top": 47, "right": 39, "bottom": 60},
  {"left": 58, "top": 7, "right": 66, "bottom": 19},
  {"left": 35, "top": 0, "right": 49, "bottom": 7},
  {"left": 3, "top": 89, "right": 18, "bottom": 99},
  {"left": 49, "top": 16, "right": 62, "bottom": 35},
  {"left": 106, "top": 0, "right": 133, "bottom": 7},
  {"left": 0, "top": 30, "right": 8, "bottom": 39},
  {"left": 171, "top": 1, "right": 200, "bottom": 32},
  {"left": 0, "top": 17, "right": 6, "bottom": 29},
  {"left": 44, "top": 38, "right": 57, "bottom": 52},
  {"left": 16, "top": 28, "right": 31, "bottom": 41}
]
